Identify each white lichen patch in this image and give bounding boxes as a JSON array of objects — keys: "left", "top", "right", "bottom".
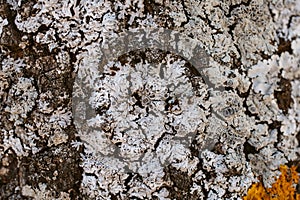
[
  {"left": 76, "top": 52, "right": 210, "bottom": 197},
  {"left": 1, "top": 0, "right": 300, "bottom": 199},
  {"left": 0, "top": 16, "right": 8, "bottom": 37},
  {"left": 4, "top": 77, "right": 38, "bottom": 125},
  {"left": 22, "top": 184, "right": 71, "bottom": 200},
  {"left": 0, "top": 53, "right": 75, "bottom": 157}
]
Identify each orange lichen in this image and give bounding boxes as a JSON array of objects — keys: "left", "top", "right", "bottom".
[{"left": 243, "top": 165, "right": 300, "bottom": 200}]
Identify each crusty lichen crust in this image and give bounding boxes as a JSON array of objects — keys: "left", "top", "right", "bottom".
[{"left": 0, "top": 0, "right": 299, "bottom": 199}]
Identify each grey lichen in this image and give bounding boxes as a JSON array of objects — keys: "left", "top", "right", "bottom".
[{"left": 0, "top": 0, "right": 299, "bottom": 199}]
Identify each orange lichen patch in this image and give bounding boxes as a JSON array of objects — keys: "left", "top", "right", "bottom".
[{"left": 243, "top": 165, "right": 300, "bottom": 200}]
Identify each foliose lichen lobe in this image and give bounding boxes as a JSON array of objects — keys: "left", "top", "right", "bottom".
[{"left": 0, "top": 0, "right": 299, "bottom": 199}]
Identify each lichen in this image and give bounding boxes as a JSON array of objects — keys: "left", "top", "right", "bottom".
[
  {"left": 0, "top": 0, "right": 300, "bottom": 199},
  {"left": 243, "top": 165, "right": 300, "bottom": 200}
]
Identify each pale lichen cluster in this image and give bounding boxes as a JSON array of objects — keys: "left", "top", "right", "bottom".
[{"left": 0, "top": 0, "right": 299, "bottom": 199}]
